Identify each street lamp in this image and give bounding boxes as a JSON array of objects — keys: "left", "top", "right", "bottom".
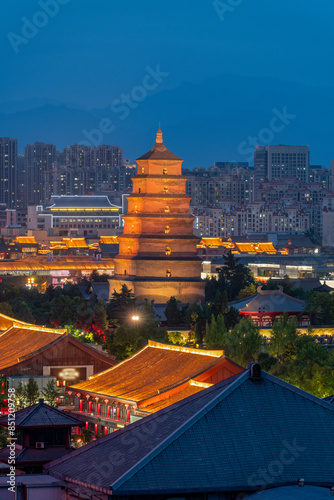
[{"left": 131, "top": 315, "right": 140, "bottom": 321}]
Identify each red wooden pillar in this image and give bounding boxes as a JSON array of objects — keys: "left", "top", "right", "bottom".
[
  {"left": 105, "top": 426, "right": 108, "bottom": 436},
  {"left": 98, "top": 403, "right": 101, "bottom": 415},
  {"left": 88, "top": 401, "right": 92, "bottom": 413},
  {"left": 79, "top": 399, "right": 83, "bottom": 411},
  {"left": 85, "top": 421, "right": 88, "bottom": 430},
  {"left": 116, "top": 405, "right": 120, "bottom": 420}
]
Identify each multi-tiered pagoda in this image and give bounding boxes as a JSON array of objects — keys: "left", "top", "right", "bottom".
[{"left": 110, "top": 129, "right": 205, "bottom": 303}]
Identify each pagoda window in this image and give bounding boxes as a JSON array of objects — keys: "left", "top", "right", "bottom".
[
  {"left": 141, "top": 167, "right": 144, "bottom": 173},
  {"left": 124, "top": 269, "right": 127, "bottom": 276},
  {"left": 165, "top": 247, "right": 171, "bottom": 255},
  {"left": 127, "top": 246, "right": 132, "bottom": 254},
  {"left": 164, "top": 206, "right": 170, "bottom": 213},
  {"left": 163, "top": 168, "right": 167, "bottom": 175},
  {"left": 135, "top": 205, "right": 138, "bottom": 213},
  {"left": 164, "top": 187, "right": 168, "bottom": 194},
  {"left": 166, "top": 269, "right": 172, "bottom": 277},
  {"left": 165, "top": 225, "right": 170, "bottom": 234},
  {"left": 131, "top": 225, "right": 135, "bottom": 233},
  {"left": 138, "top": 188, "right": 141, "bottom": 193}
]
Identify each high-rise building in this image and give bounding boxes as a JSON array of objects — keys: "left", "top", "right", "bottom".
[
  {"left": 0, "top": 137, "right": 17, "bottom": 209},
  {"left": 254, "top": 145, "right": 310, "bottom": 196},
  {"left": 62, "top": 144, "right": 92, "bottom": 169},
  {"left": 25, "top": 142, "right": 57, "bottom": 205},
  {"left": 110, "top": 129, "right": 205, "bottom": 303},
  {"left": 91, "top": 145, "right": 123, "bottom": 168}
]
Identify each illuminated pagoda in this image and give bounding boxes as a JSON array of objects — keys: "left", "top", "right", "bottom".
[{"left": 110, "top": 129, "right": 205, "bottom": 303}]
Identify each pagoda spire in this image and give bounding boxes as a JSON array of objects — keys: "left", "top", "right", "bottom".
[{"left": 156, "top": 127, "right": 163, "bottom": 144}]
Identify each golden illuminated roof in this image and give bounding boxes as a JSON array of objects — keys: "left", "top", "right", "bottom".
[
  {"left": 15, "top": 237, "right": 37, "bottom": 244},
  {"left": 71, "top": 341, "right": 225, "bottom": 403},
  {"left": 99, "top": 236, "right": 118, "bottom": 244},
  {"left": 0, "top": 256, "right": 114, "bottom": 272},
  {"left": 0, "top": 321, "right": 66, "bottom": 370},
  {"left": 198, "top": 237, "right": 224, "bottom": 248},
  {"left": 139, "top": 380, "right": 213, "bottom": 413},
  {"left": 62, "top": 238, "right": 88, "bottom": 249}
]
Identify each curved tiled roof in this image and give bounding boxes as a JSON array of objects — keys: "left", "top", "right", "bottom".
[
  {"left": 0, "top": 399, "right": 83, "bottom": 428},
  {"left": 136, "top": 131, "right": 182, "bottom": 161},
  {"left": 46, "top": 370, "right": 334, "bottom": 495},
  {"left": 0, "top": 325, "right": 65, "bottom": 370},
  {"left": 70, "top": 341, "right": 225, "bottom": 402}
]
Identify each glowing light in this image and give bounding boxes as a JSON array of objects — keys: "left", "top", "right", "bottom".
[{"left": 131, "top": 315, "right": 140, "bottom": 321}]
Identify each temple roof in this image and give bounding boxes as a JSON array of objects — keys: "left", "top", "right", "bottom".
[
  {"left": 0, "top": 399, "right": 83, "bottom": 428},
  {"left": 0, "top": 316, "right": 115, "bottom": 372},
  {"left": 136, "top": 129, "right": 182, "bottom": 161},
  {"left": 238, "top": 286, "right": 306, "bottom": 314},
  {"left": 46, "top": 368, "right": 334, "bottom": 495},
  {"left": 48, "top": 195, "right": 120, "bottom": 210},
  {"left": 70, "top": 340, "right": 228, "bottom": 403}
]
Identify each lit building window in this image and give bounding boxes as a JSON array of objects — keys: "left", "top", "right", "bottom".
[
  {"left": 165, "top": 225, "right": 170, "bottom": 234},
  {"left": 141, "top": 167, "right": 144, "bottom": 173},
  {"left": 166, "top": 269, "right": 172, "bottom": 277},
  {"left": 164, "top": 206, "right": 170, "bottom": 213},
  {"left": 165, "top": 247, "right": 171, "bottom": 255}
]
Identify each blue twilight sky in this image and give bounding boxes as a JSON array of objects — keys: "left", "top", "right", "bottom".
[{"left": 1, "top": 0, "right": 334, "bottom": 166}]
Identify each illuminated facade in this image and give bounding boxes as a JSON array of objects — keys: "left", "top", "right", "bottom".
[{"left": 110, "top": 129, "right": 205, "bottom": 303}]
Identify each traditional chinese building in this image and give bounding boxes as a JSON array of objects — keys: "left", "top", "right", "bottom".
[
  {"left": 0, "top": 398, "right": 83, "bottom": 473},
  {"left": 0, "top": 313, "right": 116, "bottom": 399},
  {"left": 68, "top": 340, "right": 244, "bottom": 435},
  {"left": 232, "top": 285, "right": 309, "bottom": 326},
  {"left": 45, "top": 364, "right": 334, "bottom": 499},
  {"left": 109, "top": 129, "right": 205, "bottom": 303}
]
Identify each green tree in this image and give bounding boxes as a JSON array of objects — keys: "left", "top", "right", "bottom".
[
  {"left": 268, "top": 313, "right": 299, "bottom": 361},
  {"left": 164, "top": 296, "right": 181, "bottom": 326},
  {"left": 217, "top": 250, "right": 256, "bottom": 300},
  {"left": 0, "top": 302, "right": 13, "bottom": 317},
  {"left": 223, "top": 317, "right": 262, "bottom": 366},
  {"left": 92, "top": 299, "right": 109, "bottom": 342},
  {"left": 236, "top": 283, "right": 257, "bottom": 300},
  {"left": 224, "top": 306, "right": 240, "bottom": 330},
  {"left": 81, "top": 428, "right": 94, "bottom": 444},
  {"left": 42, "top": 380, "right": 59, "bottom": 407},
  {"left": 212, "top": 290, "right": 228, "bottom": 316},
  {"left": 107, "top": 285, "right": 136, "bottom": 323},
  {"left": 107, "top": 316, "right": 167, "bottom": 361},
  {"left": 168, "top": 331, "right": 184, "bottom": 345},
  {"left": 305, "top": 292, "right": 334, "bottom": 324},
  {"left": 205, "top": 314, "right": 226, "bottom": 348},
  {"left": 25, "top": 377, "right": 40, "bottom": 406},
  {"left": 16, "top": 382, "right": 27, "bottom": 409}
]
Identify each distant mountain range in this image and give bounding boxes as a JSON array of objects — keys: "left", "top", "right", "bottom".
[{"left": 1, "top": 75, "right": 333, "bottom": 168}]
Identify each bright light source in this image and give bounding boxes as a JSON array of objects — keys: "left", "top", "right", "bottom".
[{"left": 131, "top": 315, "right": 140, "bottom": 321}]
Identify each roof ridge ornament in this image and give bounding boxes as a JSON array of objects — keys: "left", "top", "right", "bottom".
[{"left": 156, "top": 127, "right": 163, "bottom": 144}]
